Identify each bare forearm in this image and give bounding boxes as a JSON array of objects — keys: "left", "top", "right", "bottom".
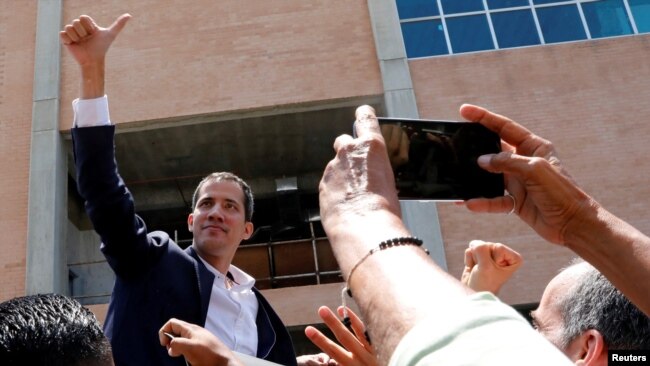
[
  {"left": 328, "top": 214, "right": 473, "bottom": 364},
  {"left": 565, "top": 202, "right": 650, "bottom": 316},
  {"left": 80, "top": 62, "right": 105, "bottom": 99}
]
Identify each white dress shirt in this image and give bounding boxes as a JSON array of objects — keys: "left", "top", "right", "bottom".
[
  {"left": 73, "top": 96, "right": 111, "bottom": 127},
  {"left": 197, "top": 256, "right": 259, "bottom": 355},
  {"left": 73, "top": 96, "right": 259, "bottom": 355}
]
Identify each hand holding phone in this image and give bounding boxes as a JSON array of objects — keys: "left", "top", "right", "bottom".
[{"left": 376, "top": 117, "right": 504, "bottom": 201}]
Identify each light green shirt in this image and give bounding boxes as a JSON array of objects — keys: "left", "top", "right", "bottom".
[{"left": 389, "top": 292, "right": 573, "bottom": 366}]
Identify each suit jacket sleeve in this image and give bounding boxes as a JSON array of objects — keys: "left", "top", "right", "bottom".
[{"left": 72, "top": 125, "right": 166, "bottom": 279}]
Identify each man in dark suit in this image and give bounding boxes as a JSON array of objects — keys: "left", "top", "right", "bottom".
[{"left": 60, "top": 14, "right": 296, "bottom": 366}]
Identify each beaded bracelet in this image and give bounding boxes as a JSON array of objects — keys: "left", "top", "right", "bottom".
[
  {"left": 340, "top": 236, "right": 429, "bottom": 326},
  {"left": 344, "top": 236, "right": 428, "bottom": 298}
]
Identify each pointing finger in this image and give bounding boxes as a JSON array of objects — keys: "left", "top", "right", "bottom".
[{"left": 460, "top": 104, "right": 534, "bottom": 148}]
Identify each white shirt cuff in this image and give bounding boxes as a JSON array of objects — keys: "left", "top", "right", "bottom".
[{"left": 73, "top": 95, "right": 111, "bottom": 127}]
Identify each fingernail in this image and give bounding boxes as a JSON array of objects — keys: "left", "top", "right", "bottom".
[
  {"left": 477, "top": 154, "right": 492, "bottom": 167},
  {"left": 355, "top": 105, "right": 376, "bottom": 119},
  {"left": 469, "top": 239, "right": 485, "bottom": 248}
]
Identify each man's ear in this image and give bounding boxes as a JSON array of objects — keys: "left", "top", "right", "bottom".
[
  {"left": 571, "top": 329, "right": 608, "bottom": 366},
  {"left": 243, "top": 222, "right": 254, "bottom": 240},
  {"left": 187, "top": 213, "right": 194, "bottom": 232}
]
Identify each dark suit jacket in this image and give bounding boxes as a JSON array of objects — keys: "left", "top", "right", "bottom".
[{"left": 72, "top": 125, "right": 297, "bottom": 366}]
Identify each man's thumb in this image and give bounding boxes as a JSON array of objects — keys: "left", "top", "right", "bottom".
[
  {"left": 167, "top": 337, "right": 192, "bottom": 358},
  {"left": 109, "top": 13, "right": 131, "bottom": 36}
]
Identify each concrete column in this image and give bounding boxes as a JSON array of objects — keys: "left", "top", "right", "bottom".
[
  {"left": 367, "top": 0, "right": 446, "bottom": 268},
  {"left": 26, "top": 0, "right": 67, "bottom": 294}
]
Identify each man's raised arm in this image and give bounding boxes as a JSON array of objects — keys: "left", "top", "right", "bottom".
[{"left": 60, "top": 13, "right": 130, "bottom": 99}]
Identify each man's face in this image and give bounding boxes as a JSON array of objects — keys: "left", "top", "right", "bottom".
[
  {"left": 530, "top": 265, "right": 586, "bottom": 359},
  {"left": 188, "top": 180, "right": 253, "bottom": 265}
]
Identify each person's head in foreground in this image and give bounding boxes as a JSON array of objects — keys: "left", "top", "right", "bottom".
[
  {"left": 532, "top": 260, "right": 650, "bottom": 365},
  {"left": 0, "top": 293, "right": 114, "bottom": 366}
]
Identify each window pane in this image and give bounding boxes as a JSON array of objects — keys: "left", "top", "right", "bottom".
[
  {"left": 441, "top": 0, "right": 484, "bottom": 14},
  {"left": 401, "top": 20, "right": 449, "bottom": 57},
  {"left": 492, "top": 10, "right": 541, "bottom": 48},
  {"left": 533, "top": 0, "right": 567, "bottom": 4},
  {"left": 629, "top": 0, "right": 650, "bottom": 33},
  {"left": 488, "top": 0, "right": 530, "bottom": 9},
  {"left": 536, "top": 5, "right": 587, "bottom": 43},
  {"left": 582, "top": 0, "right": 632, "bottom": 38},
  {"left": 397, "top": 0, "right": 439, "bottom": 19},
  {"left": 446, "top": 15, "right": 495, "bottom": 53}
]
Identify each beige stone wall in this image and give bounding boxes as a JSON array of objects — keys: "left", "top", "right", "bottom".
[
  {"left": 59, "top": 0, "right": 382, "bottom": 130},
  {"left": 409, "top": 34, "right": 650, "bottom": 304},
  {"left": 0, "top": 1, "right": 37, "bottom": 301}
]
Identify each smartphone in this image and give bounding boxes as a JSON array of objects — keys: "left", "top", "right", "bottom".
[{"left": 376, "top": 117, "right": 504, "bottom": 201}]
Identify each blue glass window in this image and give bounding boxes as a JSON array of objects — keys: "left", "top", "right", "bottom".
[
  {"left": 446, "top": 15, "right": 494, "bottom": 53},
  {"left": 536, "top": 5, "right": 587, "bottom": 43},
  {"left": 582, "top": 0, "right": 633, "bottom": 38},
  {"left": 397, "top": 0, "right": 648, "bottom": 59},
  {"left": 441, "top": 0, "right": 484, "bottom": 14},
  {"left": 533, "top": 0, "right": 567, "bottom": 4},
  {"left": 629, "top": 0, "right": 650, "bottom": 33},
  {"left": 488, "top": 0, "right": 529, "bottom": 9},
  {"left": 397, "top": 0, "right": 439, "bottom": 19},
  {"left": 401, "top": 20, "right": 449, "bottom": 57},
  {"left": 492, "top": 10, "right": 541, "bottom": 48}
]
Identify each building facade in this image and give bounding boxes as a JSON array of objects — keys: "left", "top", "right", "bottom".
[{"left": 1, "top": 0, "right": 650, "bottom": 350}]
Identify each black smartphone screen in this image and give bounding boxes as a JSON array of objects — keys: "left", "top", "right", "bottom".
[{"left": 378, "top": 117, "right": 504, "bottom": 201}]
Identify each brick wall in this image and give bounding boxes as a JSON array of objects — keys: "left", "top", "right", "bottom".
[
  {"left": 59, "top": 0, "right": 383, "bottom": 130},
  {"left": 410, "top": 34, "right": 650, "bottom": 304},
  {"left": 0, "top": 1, "right": 37, "bottom": 301}
]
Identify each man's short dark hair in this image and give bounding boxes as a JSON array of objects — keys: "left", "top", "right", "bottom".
[
  {"left": 0, "top": 293, "right": 113, "bottom": 366},
  {"left": 191, "top": 172, "right": 254, "bottom": 222},
  {"left": 558, "top": 262, "right": 650, "bottom": 350}
]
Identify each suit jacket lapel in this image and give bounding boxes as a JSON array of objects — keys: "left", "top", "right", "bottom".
[
  {"left": 186, "top": 246, "right": 215, "bottom": 326},
  {"left": 253, "top": 288, "right": 277, "bottom": 358}
]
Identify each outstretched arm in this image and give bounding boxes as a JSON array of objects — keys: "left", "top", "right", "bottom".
[
  {"left": 460, "top": 240, "right": 523, "bottom": 295},
  {"left": 320, "top": 106, "right": 474, "bottom": 364},
  {"left": 60, "top": 13, "right": 131, "bottom": 99},
  {"left": 319, "top": 106, "right": 573, "bottom": 365},
  {"left": 462, "top": 104, "right": 650, "bottom": 316},
  {"left": 63, "top": 14, "right": 159, "bottom": 278}
]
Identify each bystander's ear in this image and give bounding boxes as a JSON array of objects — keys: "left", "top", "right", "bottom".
[{"left": 568, "top": 329, "right": 607, "bottom": 366}]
